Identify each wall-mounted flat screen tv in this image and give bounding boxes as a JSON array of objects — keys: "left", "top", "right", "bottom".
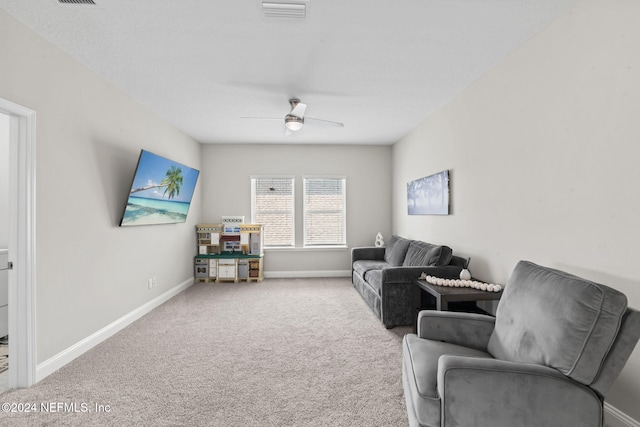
[{"left": 120, "top": 150, "right": 200, "bottom": 227}]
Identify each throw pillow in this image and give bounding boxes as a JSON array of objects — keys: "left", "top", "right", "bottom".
[
  {"left": 384, "top": 235, "right": 411, "bottom": 266},
  {"left": 403, "top": 241, "right": 453, "bottom": 266}
]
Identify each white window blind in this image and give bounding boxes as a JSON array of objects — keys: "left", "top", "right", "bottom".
[
  {"left": 251, "top": 177, "right": 295, "bottom": 247},
  {"left": 303, "top": 177, "right": 346, "bottom": 246}
]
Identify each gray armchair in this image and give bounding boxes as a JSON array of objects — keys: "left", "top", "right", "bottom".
[{"left": 402, "top": 260, "right": 640, "bottom": 427}]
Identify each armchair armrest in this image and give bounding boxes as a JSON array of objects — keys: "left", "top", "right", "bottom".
[
  {"left": 351, "top": 246, "right": 385, "bottom": 263},
  {"left": 417, "top": 311, "right": 495, "bottom": 352},
  {"left": 437, "top": 355, "right": 603, "bottom": 427}
]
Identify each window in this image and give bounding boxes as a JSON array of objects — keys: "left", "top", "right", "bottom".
[
  {"left": 251, "top": 177, "right": 295, "bottom": 247},
  {"left": 303, "top": 177, "right": 346, "bottom": 246}
]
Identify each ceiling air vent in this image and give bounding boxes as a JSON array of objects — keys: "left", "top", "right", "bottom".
[
  {"left": 262, "top": 2, "right": 307, "bottom": 19},
  {"left": 57, "top": 0, "right": 97, "bottom": 5}
]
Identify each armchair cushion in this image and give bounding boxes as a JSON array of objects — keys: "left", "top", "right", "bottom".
[
  {"left": 403, "top": 241, "right": 453, "bottom": 267},
  {"left": 384, "top": 235, "right": 411, "bottom": 266},
  {"left": 404, "top": 334, "right": 491, "bottom": 398},
  {"left": 403, "top": 334, "right": 491, "bottom": 426},
  {"left": 488, "top": 260, "right": 628, "bottom": 385}
]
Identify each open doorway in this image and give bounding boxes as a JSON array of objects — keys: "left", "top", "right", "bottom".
[
  {"left": 0, "top": 98, "right": 36, "bottom": 390},
  {"left": 0, "top": 112, "right": 8, "bottom": 391}
]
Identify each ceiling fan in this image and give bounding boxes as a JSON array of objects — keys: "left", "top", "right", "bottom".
[{"left": 241, "top": 98, "right": 344, "bottom": 133}]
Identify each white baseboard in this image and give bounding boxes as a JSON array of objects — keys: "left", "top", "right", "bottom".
[
  {"left": 605, "top": 402, "right": 640, "bottom": 427},
  {"left": 264, "top": 270, "right": 351, "bottom": 278},
  {"left": 35, "top": 278, "right": 194, "bottom": 383}
]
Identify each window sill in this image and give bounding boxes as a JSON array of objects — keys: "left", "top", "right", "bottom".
[{"left": 265, "top": 246, "right": 348, "bottom": 252}]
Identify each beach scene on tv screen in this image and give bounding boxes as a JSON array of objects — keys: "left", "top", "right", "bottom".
[{"left": 120, "top": 151, "right": 199, "bottom": 226}]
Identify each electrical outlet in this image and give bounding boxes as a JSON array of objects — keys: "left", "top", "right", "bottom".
[
  {"left": 152, "top": 277, "right": 157, "bottom": 288},
  {"left": 148, "top": 278, "right": 153, "bottom": 289}
]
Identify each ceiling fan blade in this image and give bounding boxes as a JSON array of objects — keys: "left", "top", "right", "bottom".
[
  {"left": 305, "top": 117, "right": 344, "bottom": 127},
  {"left": 240, "top": 117, "right": 282, "bottom": 120},
  {"left": 289, "top": 102, "right": 307, "bottom": 119}
]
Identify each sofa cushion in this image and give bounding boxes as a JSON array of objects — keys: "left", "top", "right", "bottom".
[
  {"left": 384, "top": 235, "right": 412, "bottom": 266},
  {"left": 487, "top": 260, "right": 628, "bottom": 385},
  {"left": 352, "top": 260, "right": 390, "bottom": 278},
  {"left": 364, "top": 269, "right": 383, "bottom": 296},
  {"left": 403, "top": 241, "right": 453, "bottom": 267}
]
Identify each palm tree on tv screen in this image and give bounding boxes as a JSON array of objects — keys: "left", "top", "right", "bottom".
[
  {"left": 161, "top": 165, "right": 183, "bottom": 199},
  {"left": 130, "top": 165, "right": 183, "bottom": 199}
]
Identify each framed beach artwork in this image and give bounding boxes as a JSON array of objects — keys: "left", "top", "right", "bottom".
[
  {"left": 119, "top": 150, "right": 200, "bottom": 226},
  {"left": 407, "top": 170, "right": 450, "bottom": 215}
]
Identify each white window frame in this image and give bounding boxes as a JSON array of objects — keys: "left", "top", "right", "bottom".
[
  {"left": 250, "top": 176, "right": 295, "bottom": 248},
  {"left": 302, "top": 176, "right": 347, "bottom": 247}
]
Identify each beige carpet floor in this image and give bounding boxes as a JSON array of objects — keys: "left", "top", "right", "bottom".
[{"left": 0, "top": 278, "right": 412, "bottom": 426}]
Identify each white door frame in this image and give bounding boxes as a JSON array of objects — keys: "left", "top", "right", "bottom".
[{"left": 0, "top": 98, "right": 36, "bottom": 388}]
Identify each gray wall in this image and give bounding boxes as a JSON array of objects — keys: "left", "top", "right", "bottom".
[
  {"left": 200, "top": 144, "right": 392, "bottom": 276},
  {"left": 392, "top": 0, "right": 640, "bottom": 419},
  {"left": 0, "top": 10, "right": 202, "bottom": 363}
]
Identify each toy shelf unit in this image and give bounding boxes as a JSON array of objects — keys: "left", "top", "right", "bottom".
[
  {"left": 197, "top": 223, "right": 223, "bottom": 255},
  {"left": 194, "top": 222, "right": 264, "bottom": 283}
]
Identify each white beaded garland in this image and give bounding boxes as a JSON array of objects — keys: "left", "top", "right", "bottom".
[{"left": 420, "top": 274, "right": 502, "bottom": 293}]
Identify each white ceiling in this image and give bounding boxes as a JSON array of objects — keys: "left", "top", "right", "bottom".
[{"left": 0, "top": 0, "right": 577, "bottom": 145}]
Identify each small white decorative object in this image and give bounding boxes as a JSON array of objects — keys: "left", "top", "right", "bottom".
[
  {"left": 459, "top": 257, "right": 472, "bottom": 280},
  {"left": 374, "top": 232, "right": 385, "bottom": 247},
  {"left": 460, "top": 269, "right": 471, "bottom": 280},
  {"left": 418, "top": 273, "right": 502, "bottom": 293}
]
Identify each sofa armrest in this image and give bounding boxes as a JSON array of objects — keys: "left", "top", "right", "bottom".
[
  {"left": 381, "top": 265, "right": 463, "bottom": 284},
  {"left": 437, "top": 355, "right": 603, "bottom": 427},
  {"left": 417, "top": 311, "right": 495, "bottom": 352},
  {"left": 376, "top": 265, "right": 463, "bottom": 329},
  {"left": 448, "top": 255, "right": 468, "bottom": 267},
  {"left": 351, "top": 246, "right": 385, "bottom": 263}
]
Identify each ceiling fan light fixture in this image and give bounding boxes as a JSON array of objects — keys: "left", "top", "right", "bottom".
[{"left": 285, "top": 116, "right": 304, "bottom": 131}]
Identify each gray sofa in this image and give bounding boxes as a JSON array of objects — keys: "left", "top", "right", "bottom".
[
  {"left": 351, "top": 235, "right": 465, "bottom": 328},
  {"left": 402, "top": 260, "right": 640, "bottom": 427}
]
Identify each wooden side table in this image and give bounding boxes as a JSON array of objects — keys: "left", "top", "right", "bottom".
[{"left": 415, "top": 279, "right": 503, "bottom": 311}]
